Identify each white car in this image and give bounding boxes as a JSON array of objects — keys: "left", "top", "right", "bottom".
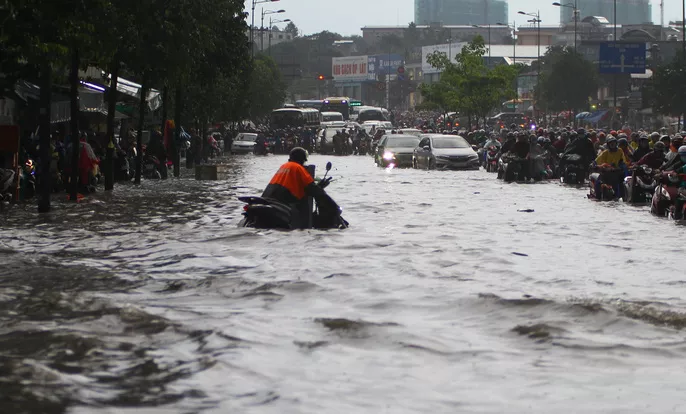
[{"left": 231, "top": 133, "right": 257, "bottom": 154}]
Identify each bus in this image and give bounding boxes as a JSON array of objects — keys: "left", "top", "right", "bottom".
[
  {"left": 295, "top": 100, "right": 323, "bottom": 110},
  {"left": 357, "top": 107, "right": 386, "bottom": 123},
  {"left": 270, "top": 108, "right": 322, "bottom": 129},
  {"left": 321, "top": 97, "right": 351, "bottom": 120}
]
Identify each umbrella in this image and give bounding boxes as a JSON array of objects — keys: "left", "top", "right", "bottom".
[{"left": 575, "top": 112, "right": 591, "bottom": 119}]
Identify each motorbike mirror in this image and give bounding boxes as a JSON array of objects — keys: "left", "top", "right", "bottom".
[{"left": 326, "top": 162, "right": 332, "bottom": 172}]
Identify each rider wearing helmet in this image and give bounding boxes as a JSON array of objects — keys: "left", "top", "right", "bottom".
[
  {"left": 649, "top": 131, "right": 660, "bottom": 148},
  {"left": 498, "top": 132, "right": 517, "bottom": 157},
  {"left": 262, "top": 147, "right": 328, "bottom": 228},
  {"left": 636, "top": 141, "right": 666, "bottom": 169},
  {"left": 663, "top": 135, "right": 685, "bottom": 169},
  {"left": 663, "top": 143, "right": 686, "bottom": 172},
  {"left": 596, "top": 136, "right": 628, "bottom": 168},
  {"left": 617, "top": 136, "right": 633, "bottom": 165},
  {"left": 632, "top": 135, "right": 652, "bottom": 162}
]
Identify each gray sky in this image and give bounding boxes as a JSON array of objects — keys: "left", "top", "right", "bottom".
[{"left": 245, "top": 0, "right": 674, "bottom": 36}]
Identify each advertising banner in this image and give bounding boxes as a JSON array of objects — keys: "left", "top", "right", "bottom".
[
  {"left": 332, "top": 56, "right": 368, "bottom": 82},
  {"left": 421, "top": 42, "right": 466, "bottom": 74}
]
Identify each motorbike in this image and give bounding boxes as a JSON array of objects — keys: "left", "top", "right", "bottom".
[
  {"left": 559, "top": 154, "right": 586, "bottom": 185},
  {"left": 0, "top": 168, "right": 16, "bottom": 202},
  {"left": 650, "top": 172, "right": 686, "bottom": 217},
  {"left": 142, "top": 155, "right": 162, "bottom": 180},
  {"left": 623, "top": 165, "right": 656, "bottom": 203},
  {"left": 485, "top": 146, "right": 499, "bottom": 173},
  {"left": 499, "top": 154, "right": 528, "bottom": 183},
  {"left": 588, "top": 165, "right": 624, "bottom": 201},
  {"left": 358, "top": 139, "right": 369, "bottom": 156},
  {"left": 239, "top": 162, "right": 349, "bottom": 230},
  {"left": 670, "top": 188, "right": 686, "bottom": 222}
]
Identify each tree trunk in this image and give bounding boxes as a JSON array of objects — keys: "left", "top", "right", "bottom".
[
  {"left": 104, "top": 57, "right": 119, "bottom": 191},
  {"left": 173, "top": 87, "right": 181, "bottom": 177},
  {"left": 69, "top": 49, "right": 80, "bottom": 201},
  {"left": 134, "top": 75, "right": 148, "bottom": 184},
  {"left": 37, "top": 60, "right": 52, "bottom": 213},
  {"left": 159, "top": 85, "right": 168, "bottom": 179}
]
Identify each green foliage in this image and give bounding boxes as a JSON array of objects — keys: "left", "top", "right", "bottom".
[
  {"left": 1, "top": 0, "right": 255, "bottom": 122},
  {"left": 647, "top": 52, "right": 686, "bottom": 117},
  {"left": 284, "top": 22, "right": 299, "bottom": 38},
  {"left": 248, "top": 55, "right": 287, "bottom": 120},
  {"left": 536, "top": 46, "right": 598, "bottom": 112},
  {"left": 420, "top": 36, "right": 518, "bottom": 124}
]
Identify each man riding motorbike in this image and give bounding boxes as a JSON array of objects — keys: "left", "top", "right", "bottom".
[
  {"left": 632, "top": 135, "right": 652, "bottom": 162},
  {"left": 636, "top": 141, "right": 666, "bottom": 169},
  {"left": 663, "top": 135, "right": 684, "bottom": 170},
  {"left": 593, "top": 136, "right": 628, "bottom": 198},
  {"left": 261, "top": 147, "right": 329, "bottom": 229},
  {"left": 559, "top": 129, "right": 595, "bottom": 176}
]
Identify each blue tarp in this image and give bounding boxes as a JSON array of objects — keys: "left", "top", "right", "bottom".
[{"left": 583, "top": 110, "right": 609, "bottom": 124}]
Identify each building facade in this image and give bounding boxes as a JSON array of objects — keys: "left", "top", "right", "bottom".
[
  {"left": 415, "top": 0, "right": 508, "bottom": 26},
  {"left": 559, "top": 0, "right": 652, "bottom": 25}
]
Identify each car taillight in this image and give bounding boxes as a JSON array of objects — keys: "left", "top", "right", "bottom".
[{"left": 243, "top": 205, "right": 249, "bottom": 211}]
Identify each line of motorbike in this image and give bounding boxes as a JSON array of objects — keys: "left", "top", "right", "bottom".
[{"left": 482, "top": 147, "right": 686, "bottom": 224}]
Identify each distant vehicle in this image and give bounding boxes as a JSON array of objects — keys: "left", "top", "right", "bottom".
[
  {"left": 295, "top": 100, "right": 323, "bottom": 109},
  {"left": 412, "top": 134, "right": 480, "bottom": 170},
  {"left": 488, "top": 112, "right": 529, "bottom": 129},
  {"left": 375, "top": 134, "right": 421, "bottom": 168},
  {"left": 321, "top": 97, "right": 351, "bottom": 120},
  {"left": 231, "top": 133, "right": 257, "bottom": 154},
  {"left": 398, "top": 128, "right": 422, "bottom": 137},
  {"left": 321, "top": 111, "right": 345, "bottom": 124},
  {"left": 357, "top": 107, "right": 386, "bottom": 123},
  {"left": 270, "top": 108, "right": 322, "bottom": 129}
]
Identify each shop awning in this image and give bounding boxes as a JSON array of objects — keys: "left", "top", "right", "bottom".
[{"left": 101, "top": 72, "right": 161, "bottom": 111}]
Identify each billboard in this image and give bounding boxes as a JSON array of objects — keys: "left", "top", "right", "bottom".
[
  {"left": 421, "top": 42, "right": 466, "bottom": 74},
  {"left": 367, "top": 54, "right": 404, "bottom": 80},
  {"left": 332, "top": 56, "right": 368, "bottom": 82}
]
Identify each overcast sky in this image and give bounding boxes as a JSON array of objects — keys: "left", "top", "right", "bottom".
[{"left": 244, "top": 0, "right": 675, "bottom": 35}]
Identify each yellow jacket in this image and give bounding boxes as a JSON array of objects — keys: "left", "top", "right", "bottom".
[{"left": 596, "top": 149, "right": 628, "bottom": 167}]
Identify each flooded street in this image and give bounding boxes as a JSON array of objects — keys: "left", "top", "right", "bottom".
[{"left": 2, "top": 154, "right": 686, "bottom": 413}]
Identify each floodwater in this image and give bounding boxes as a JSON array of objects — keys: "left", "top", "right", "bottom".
[{"left": 1, "top": 154, "right": 686, "bottom": 414}]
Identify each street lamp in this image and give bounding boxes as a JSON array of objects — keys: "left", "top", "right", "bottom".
[
  {"left": 552, "top": 1, "right": 579, "bottom": 52},
  {"left": 251, "top": 0, "right": 280, "bottom": 58},
  {"left": 268, "top": 18, "right": 290, "bottom": 55},
  {"left": 519, "top": 10, "right": 542, "bottom": 123},
  {"left": 496, "top": 21, "right": 516, "bottom": 64},
  {"left": 261, "top": 9, "right": 285, "bottom": 52},
  {"left": 472, "top": 24, "right": 491, "bottom": 60}
]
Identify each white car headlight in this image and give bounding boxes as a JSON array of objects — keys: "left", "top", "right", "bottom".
[{"left": 383, "top": 151, "right": 395, "bottom": 161}]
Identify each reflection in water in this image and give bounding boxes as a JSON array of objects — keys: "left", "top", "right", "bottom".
[{"left": 1, "top": 155, "right": 686, "bottom": 413}]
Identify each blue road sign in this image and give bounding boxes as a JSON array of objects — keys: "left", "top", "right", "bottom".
[{"left": 598, "top": 42, "right": 646, "bottom": 74}]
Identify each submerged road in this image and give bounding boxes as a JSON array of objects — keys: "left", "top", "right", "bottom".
[{"left": 1, "top": 154, "right": 685, "bottom": 413}]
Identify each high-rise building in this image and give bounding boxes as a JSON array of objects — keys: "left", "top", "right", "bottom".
[
  {"left": 560, "top": 0, "right": 652, "bottom": 25},
  {"left": 414, "top": 0, "right": 508, "bottom": 26}
]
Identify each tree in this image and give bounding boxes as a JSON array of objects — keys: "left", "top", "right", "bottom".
[
  {"left": 536, "top": 46, "right": 598, "bottom": 115},
  {"left": 248, "top": 55, "right": 287, "bottom": 121},
  {"left": 648, "top": 51, "right": 686, "bottom": 119},
  {"left": 284, "top": 21, "right": 299, "bottom": 37},
  {"left": 421, "top": 36, "right": 517, "bottom": 128}
]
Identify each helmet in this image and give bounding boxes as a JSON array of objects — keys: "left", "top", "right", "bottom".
[
  {"left": 288, "top": 147, "right": 308, "bottom": 164},
  {"left": 639, "top": 135, "right": 650, "bottom": 141},
  {"left": 650, "top": 132, "right": 660, "bottom": 139},
  {"left": 661, "top": 135, "right": 671, "bottom": 143},
  {"left": 577, "top": 128, "right": 586, "bottom": 136},
  {"left": 618, "top": 137, "right": 628, "bottom": 146},
  {"left": 606, "top": 136, "right": 618, "bottom": 145},
  {"left": 537, "top": 136, "right": 546, "bottom": 145},
  {"left": 654, "top": 141, "right": 666, "bottom": 151},
  {"left": 610, "top": 130, "right": 618, "bottom": 137},
  {"left": 507, "top": 132, "right": 515, "bottom": 139},
  {"left": 598, "top": 132, "right": 606, "bottom": 139},
  {"left": 679, "top": 145, "right": 686, "bottom": 155},
  {"left": 673, "top": 136, "right": 684, "bottom": 144}
]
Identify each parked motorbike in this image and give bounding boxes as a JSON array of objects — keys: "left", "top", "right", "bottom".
[
  {"left": 239, "top": 162, "right": 348, "bottom": 230},
  {"left": 142, "top": 155, "right": 162, "bottom": 180},
  {"left": 624, "top": 165, "right": 656, "bottom": 203}
]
